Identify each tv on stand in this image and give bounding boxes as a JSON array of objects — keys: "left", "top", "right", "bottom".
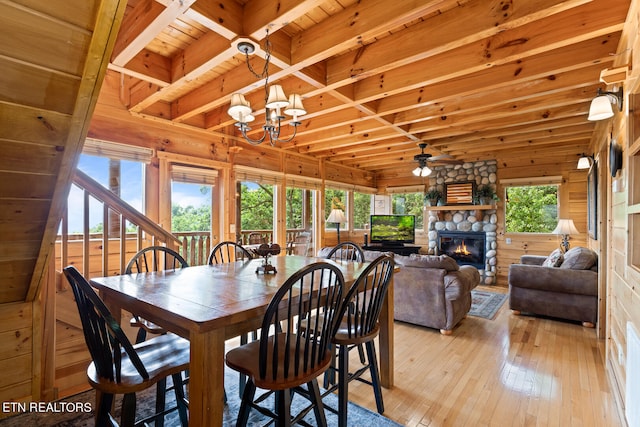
[{"left": 368, "top": 214, "right": 415, "bottom": 247}]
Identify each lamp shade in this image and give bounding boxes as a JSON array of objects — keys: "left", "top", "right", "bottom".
[
  {"left": 588, "top": 95, "right": 614, "bottom": 121},
  {"left": 284, "top": 94, "right": 306, "bottom": 118},
  {"left": 326, "top": 209, "right": 346, "bottom": 224},
  {"left": 552, "top": 219, "right": 579, "bottom": 236},
  {"left": 577, "top": 156, "right": 592, "bottom": 170},
  {"left": 265, "top": 84, "right": 289, "bottom": 109},
  {"left": 228, "top": 93, "right": 253, "bottom": 122}
]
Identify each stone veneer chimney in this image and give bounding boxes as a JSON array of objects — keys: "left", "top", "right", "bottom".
[{"left": 425, "top": 160, "right": 498, "bottom": 285}]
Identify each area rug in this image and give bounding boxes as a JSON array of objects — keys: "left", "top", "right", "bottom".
[
  {"left": 468, "top": 289, "right": 508, "bottom": 320},
  {"left": 0, "top": 367, "right": 402, "bottom": 426}
]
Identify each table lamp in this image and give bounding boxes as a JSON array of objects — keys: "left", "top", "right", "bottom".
[
  {"left": 327, "top": 197, "right": 346, "bottom": 243},
  {"left": 552, "top": 219, "right": 579, "bottom": 252}
]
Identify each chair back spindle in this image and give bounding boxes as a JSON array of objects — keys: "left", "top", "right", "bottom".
[
  {"left": 325, "top": 241, "right": 365, "bottom": 263},
  {"left": 259, "top": 262, "right": 345, "bottom": 382},
  {"left": 341, "top": 254, "right": 394, "bottom": 341},
  {"left": 208, "top": 241, "right": 254, "bottom": 264},
  {"left": 125, "top": 246, "right": 188, "bottom": 274}
]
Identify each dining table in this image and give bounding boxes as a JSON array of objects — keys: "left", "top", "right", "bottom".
[{"left": 89, "top": 254, "right": 395, "bottom": 427}]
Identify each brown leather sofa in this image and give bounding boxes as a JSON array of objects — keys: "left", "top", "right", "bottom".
[
  {"left": 317, "top": 247, "right": 480, "bottom": 335},
  {"left": 387, "top": 253, "right": 480, "bottom": 335},
  {"left": 508, "top": 247, "right": 598, "bottom": 327}
]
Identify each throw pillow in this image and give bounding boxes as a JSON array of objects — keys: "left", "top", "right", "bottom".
[
  {"left": 542, "top": 248, "right": 564, "bottom": 267},
  {"left": 560, "top": 247, "right": 597, "bottom": 270}
]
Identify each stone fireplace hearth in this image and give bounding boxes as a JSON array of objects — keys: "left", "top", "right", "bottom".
[{"left": 425, "top": 160, "right": 498, "bottom": 285}]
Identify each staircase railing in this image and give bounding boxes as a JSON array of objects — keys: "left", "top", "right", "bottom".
[{"left": 56, "top": 169, "right": 182, "bottom": 277}]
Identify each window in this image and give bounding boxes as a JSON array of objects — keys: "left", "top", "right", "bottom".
[
  {"left": 353, "top": 191, "right": 373, "bottom": 229},
  {"left": 391, "top": 192, "right": 424, "bottom": 229},
  {"left": 65, "top": 153, "right": 144, "bottom": 234},
  {"left": 505, "top": 185, "right": 558, "bottom": 233},
  {"left": 170, "top": 182, "right": 212, "bottom": 232},
  {"left": 239, "top": 180, "right": 275, "bottom": 242},
  {"left": 325, "top": 188, "right": 347, "bottom": 229}
]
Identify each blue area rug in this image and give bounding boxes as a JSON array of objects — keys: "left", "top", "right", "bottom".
[
  {"left": 0, "top": 367, "right": 402, "bottom": 426},
  {"left": 468, "top": 289, "right": 508, "bottom": 320}
]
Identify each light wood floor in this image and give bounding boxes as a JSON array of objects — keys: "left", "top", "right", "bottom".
[{"left": 346, "top": 287, "right": 625, "bottom": 427}]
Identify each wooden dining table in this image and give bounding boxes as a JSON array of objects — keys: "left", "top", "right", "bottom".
[{"left": 89, "top": 255, "right": 395, "bottom": 427}]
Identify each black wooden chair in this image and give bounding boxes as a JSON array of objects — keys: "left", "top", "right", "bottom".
[
  {"left": 124, "top": 246, "right": 189, "bottom": 423},
  {"left": 63, "top": 266, "right": 189, "bottom": 427},
  {"left": 323, "top": 254, "right": 394, "bottom": 427},
  {"left": 324, "top": 241, "right": 367, "bottom": 375},
  {"left": 324, "top": 241, "right": 365, "bottom": 263},
  {"left": 225, "top": 262, "right": 346, "bottom": 426},
  {"left": 208, "top": 240, "right": 254, "bottom": 398},
  {"left": 208, "top": 241, "right": 254, "bottom": 264},
  {"left": 125, "top": 246, "right": 189, "bottom": 343}
]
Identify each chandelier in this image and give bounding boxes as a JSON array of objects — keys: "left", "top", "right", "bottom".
[{"left": 228, "top": 30, "right": 306, "bottom": 146}]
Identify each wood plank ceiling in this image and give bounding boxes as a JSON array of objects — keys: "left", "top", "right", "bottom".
[{"left": 102, "top": 0, "right": 631, "bottom": 174}]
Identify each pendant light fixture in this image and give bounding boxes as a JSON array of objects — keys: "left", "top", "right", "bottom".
[{"left": 228, "top": 30, "right": 306, "bottom": 146}]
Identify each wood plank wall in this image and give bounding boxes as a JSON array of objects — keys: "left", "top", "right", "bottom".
[{"left": 602, "top": 0, "right": 640, "bottom": 415}]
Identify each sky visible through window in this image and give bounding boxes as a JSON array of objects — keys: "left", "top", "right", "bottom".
[{"left": 65, "top": 154, "right": 207, "bottom": 233}]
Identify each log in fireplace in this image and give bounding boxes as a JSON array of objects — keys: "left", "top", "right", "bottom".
[{"left": 437, "top": 231, "right": 486, "bottom": 269}]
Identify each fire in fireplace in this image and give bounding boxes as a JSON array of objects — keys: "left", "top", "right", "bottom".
[{"left": 437, "top": 231, "right": 486, "bottom": 268}]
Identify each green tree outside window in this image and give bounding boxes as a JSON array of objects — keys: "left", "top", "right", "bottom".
[{"left": 505, "top": 185, "right": 558, "bottom": 232}]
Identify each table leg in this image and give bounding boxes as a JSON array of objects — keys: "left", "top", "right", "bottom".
[
  {"left": 378, "top": 274, "right": 394, "bottom": 388},
  {"left": 189, "top": 328, "right": 226, "bottom": 427}
]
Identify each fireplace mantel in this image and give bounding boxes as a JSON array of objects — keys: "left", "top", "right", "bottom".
[{"left": 426, "top": 204, "right": 495, "bottom": 211}]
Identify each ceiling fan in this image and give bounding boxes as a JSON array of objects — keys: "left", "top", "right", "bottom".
[{"left": 412, "top": 143, "right": 460, "bottom": 176}]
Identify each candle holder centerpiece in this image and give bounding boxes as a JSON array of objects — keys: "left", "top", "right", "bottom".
[{"left": 252, "top": 243, "right": 281, "bottom": 274}]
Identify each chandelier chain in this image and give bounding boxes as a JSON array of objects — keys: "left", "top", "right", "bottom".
[{"left": 243, "top": 30, "right": 272, "bottom": 103}]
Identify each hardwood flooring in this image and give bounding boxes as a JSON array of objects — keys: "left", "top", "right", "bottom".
[{"left": 346, "top": 287, "right": 624, "bottom": 427}]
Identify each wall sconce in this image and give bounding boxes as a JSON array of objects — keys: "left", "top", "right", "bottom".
[
  {"left": 587, "top": 87, "right": 623, "bottom": 121},
  {"left": 577, "top": 154, "right": 594, "bottom": 170}
]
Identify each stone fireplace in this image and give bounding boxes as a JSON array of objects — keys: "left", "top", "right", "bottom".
[
  {"left": 437, "top": 231, "right": 486, "bottom": 269},
  {"left": 425, "top": 160, "right": 498, "bottom": 285}
]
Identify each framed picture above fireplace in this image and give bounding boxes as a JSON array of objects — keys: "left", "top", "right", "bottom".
[{"left": 445, "top": 181, "right": 475, "bottom": 205}]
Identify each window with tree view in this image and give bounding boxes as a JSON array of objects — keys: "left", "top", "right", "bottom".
[
  {"left": 391, "top": 192, "right": 424, "bottom": 229},
  {"left": 505, "top": 185, "right": 558, "bottom": 232},
  {"left": 239, "top": 181, "right": 274, "bottom": 240},
  {"left": 353, "top": 192, "right": 372, "bottom": 229}
]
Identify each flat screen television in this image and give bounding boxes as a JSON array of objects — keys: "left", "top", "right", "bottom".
[{"left": 369, "top": 214, "right": 415, "bottom": 246}]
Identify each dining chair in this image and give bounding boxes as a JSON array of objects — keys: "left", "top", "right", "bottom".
[
  {"left": 124, "top": 246, "right": 190, "bottom": 423},
  {"left": 225, "top": 262, "right": 346, "bottom": 426},
  {"left": 248, "top": 232, "right": 265, "bottom": 245},
  {"left": 286, "top": 231, "right": 312, "bottom": 256},
  {"left": 208, "top": 240, "right": 255, "bottom": 398},
  {"left": 208, "top": 241, "right": 254, "bottom": 264},
  {"left": 124, "top": 246, "right": 189, "bottom": 343},
  {"left": 323, "top": 254, "right": 394, "bottom": 427},
  {"left": 323, "top": 240, "right": 367, "bottom": 380},
  {"left": 62, "top": 266, "right": 189, "bottom": 427},
  {"left": 324, "top": 241, "right": 365, "bottom": 263}
]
